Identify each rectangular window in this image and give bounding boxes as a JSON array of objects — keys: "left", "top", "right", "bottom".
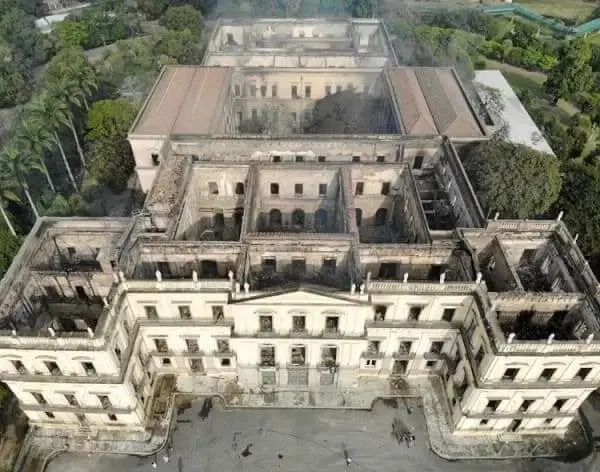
[
  {"left": 355, "top": 182, "right": 364, "bottom": 195},
  {"left": 45, "top": 412, "right": 55, "bottom": 419},
  {"left": 442, "top": 308, "right": 456, "bottom": 322},
  {"left": 575, "top": 367, "right": 592, "bottom": 381},
  {"left": 325, "top": 85, "right": 332, "bottom": 95},
  {"left": 426, "top": 360, "right": 436, "bottom": 368},
  {"left": 336, "top": 85, "right": 342, "bottom": 93},
  {"left": 153, "top": 338, "right": 169, "bottom": 353},
  {"left": 381, "top": 182, "right": 391, "bottom": 195},
  {"left": 325, "top": 316, "right": 339, "bottom": 333},
  {"left": 260, "top": 346, "right": 276, "bottom": 367},
  {"left": 502, "top": 368, "right": 519, "bottom": 381},
  {"left": 429, "top": 341, "right": 444, "bottom": 354},
  {"left": 294, "top": 183, "right": 303, "bottom": 195},
  {"left": 178, "top": 305, "right": 191, "bottom": 320},
  {"left": 317, "top": 155, "right": 326, "bottom": 162},
  {"left": 262, "top": 257, "right": 276, "bottom": 275},
  {"left": 64, "top": 394, "right": 78, "bottom": 406},
  {"left": 251, "top": 109, "right": 257, "bottom": 120},
  {"left": 376, "top": 155, "right": 385, "bottom": 163},
  {"left": 81, "top": 362, "right": 97, "bottom": 376},
  {"left": 250, "top": 85, "right": 257, "bottom": 97},
  {"left": 259, "top": 315, "right": 273, "bottom": 332},
  {"left": 305, "top": 85, "right": 311, "bottom": 98},
  {"left": 208, "top": 181, "right": 219, "bottom": 195},
  {"left": 291, "top": 85, "right": 298, "bottom": 98},
  {"left": 519, "top": 399, "right": 534, "bottom": 412},
  {"left": 292, "top": 316, "right": 306, "bottom": 332},
  {"left": 261, "top": 85, "right": 267, "bottom": 97},
  {"left": 295, "top": 155, "right": 304, "bottom": 162},
  {"left": 44, "top": 361, "right": 62, "bottom": 376},
  {"left": 261, "top": 109, "right": 268, "bottom": 121},
  {"left": 272, "top": 84, "right": 278, "bottom": 97},
  {"left": 352, "top": 156, "right": 360, "bottom": 162},
  {"left": 32, "top": 392, "right": 47, "bottom": 405},
  {"left": 539, "top": 368, "right": 556, "bottom": 381},
  {"left": 144, "top": 306, "right": 158, "bottom": 319},
  {"left": 272, "top": 155, "right": 281, "bottom": 163},
  {"left": 399, "top": 341, "right": 412, "bottom": 354},
  {"left": 185, "top": 338, "right": 200, "bottom": 353},
  {"left": 234, "top": 84, "right": 241, "bottom": 96},
  {"left": 475, "top": 346, "right": 485, "bottom": 365},
  {"left": 97, "top": 395, "right": 112, "bottom": 409},
  {"left": 270, "top": 183, "right": 279, "bottom": 195},
  {"left": 108, "top": 414, "right": 118, "bottom": 421},
  {"left": 11, "top": 360, "right": 26, "bottom": 374},
  {"left": 485, "top": 399, "right": 501, "bottom": 412},
  {"left": 553, "top": 398, "right": 567, "bottom": 411},
  {"left": 319, "top": 184, "right": 327, "bottom": 196},
  {"left": 151, "top": 153, "right": 160, "bottom": 166},
  {"left": 212, "top": 305, "right": 224, "bottom": 322},
  {"left": 408, "top": 306, "right": 422, "bottom": 321}
]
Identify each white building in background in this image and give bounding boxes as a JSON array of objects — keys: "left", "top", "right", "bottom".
[{"left": 0, "top": 18, "right": 597, "bottom": 442}]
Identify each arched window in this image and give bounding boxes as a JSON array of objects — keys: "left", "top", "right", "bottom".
[
  {"left": 292, "top": 209, "right": 305, "bottom": 226},
  {"left": 235, "top": 182, "right": 245, "bottom": 195},
  {"left": 315, "top": 209, "right": 328, "bottom": 229},
  {"left": 269, "top": 209, "right": 282, "bottom": 227},
  {"left": 355, "top": 208, "right": 362, "bottom": 227},
  {"left": 375, "top": 208, "right": 387, "bottom": 226}
]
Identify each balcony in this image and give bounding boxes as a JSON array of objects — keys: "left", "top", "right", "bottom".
[
  {"left": 290, "top": 328, "right": 309, "bottom": 337},
  {"left": 392, "top": 351, "right": 416, "bottom": 360},
  {"left": 361, "top": 351, "right": 384, "bottom": 359},
  {"left": 321, "top": 328, "right": 342, "bottom": 338}
]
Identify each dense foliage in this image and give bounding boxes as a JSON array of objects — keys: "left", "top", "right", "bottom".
[
  {"left": 463, "top": 139, "right": 562, "bottom": 219},
  {"left": 85, "top": 99, "right": 138, "bottom": 192},
  {"left": 559, "top": 164, "right": 600, "bottom": 272}
]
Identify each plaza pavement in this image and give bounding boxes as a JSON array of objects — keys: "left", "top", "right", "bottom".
[{"left": 44, "top": 398, "right": 597, "bottom": 472}]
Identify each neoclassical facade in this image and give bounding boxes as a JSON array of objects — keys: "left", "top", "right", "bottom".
[{"left": 0, "top": 19, "right": 598, "bottom": 439}]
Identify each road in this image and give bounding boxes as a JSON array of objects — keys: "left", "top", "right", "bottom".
[{"left": 45, "top": 399, "right": 597, "bottom": 472}]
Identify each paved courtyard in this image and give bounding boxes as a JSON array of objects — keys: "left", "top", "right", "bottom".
[{"left": 46, "top": 399, "right": 596, "bottom": 472}]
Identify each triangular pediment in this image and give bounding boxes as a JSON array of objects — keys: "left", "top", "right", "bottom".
[{"left": 231, "top": 285, "right": 367, "bottom": 306}]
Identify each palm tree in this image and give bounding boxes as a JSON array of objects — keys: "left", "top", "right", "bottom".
[
  {"left": 65, "top": 61, "right": 98, "bottom": 111},
  {"left": 27, "top": 94, "right": 79, "bottom": 192},
  {"left": 0, "top": 146, "right": 42, "bottom": 220},
  {"left": 44, "top": 78, "right": 86, "bottom": 167},
  {"left": 15, "top": 117, "right": 56, "bottom": 193},
  {"left": 0, "top": 169, "right": 21, "bottom": 237}
]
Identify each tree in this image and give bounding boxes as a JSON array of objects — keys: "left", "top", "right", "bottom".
[
  {"left": 0, "top": 229, "right": 20, "bottom": 278},
  {"left": 15, "top": 117, "right": 56, "bottom": 193},
  {"left": 54, "top": 20, "right": 89, "bottom": 49},
  {"left": 27, "top": 94, "right": 79, "bottom": 192},
  {"left": 462, "top": 139, "right": 561, "bottom": 218},
  {"left": 152, "top": 29, "right": 205, "bottom": 64},
  {"left": 0, "top": 146, "right": 41, "bottom": 219},
  {"left": 558, "top": 163, "right": 600, "bottom": 272},
  {"left": 345, "top": 0, "right": 380, "bottom": 18},
  {"left": 159, "top": 5, "right": 203, "bottom": 36},
  {"left": 0, "top": 60, "right": 30, "bottom": 108},
  {"left": 0, "top": 169, "right": 21, "bottom": 237},
  {"left": 0, "top": 8, "right": 51, "bottom": 67},
  {"left": 44, "top": 76, "right": 87, "bottom": 166},
  {"left": 42, "top": 193, "right": 86, "bottom": 216},
  {"left": 85, "top": 99, "right": 138, "bottom": 192},
  {"left": 545, "top": 38, "right": 594, "bottom": 105},
  {"left": 45, "top": 48, "right": 98, "bottom": 110}
]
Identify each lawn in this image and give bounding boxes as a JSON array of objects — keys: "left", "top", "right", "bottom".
[
  {"left": 483, "top": 58, "right": 580, "bottom": 120},
  {"left": 518, "top": 0, "right": 598, "bottom": 22}
]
